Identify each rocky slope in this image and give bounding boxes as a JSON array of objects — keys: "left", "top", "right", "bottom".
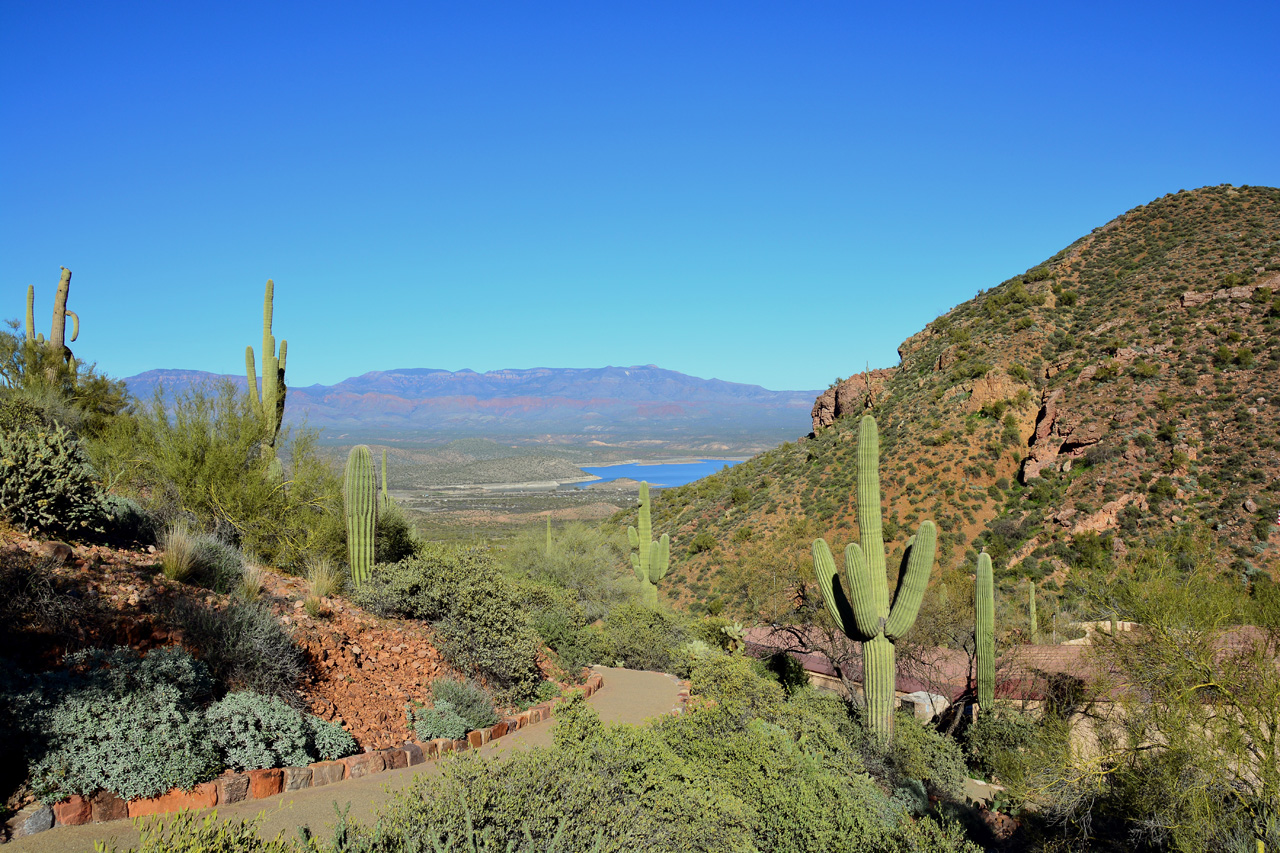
[{"left": 635, "top": 185, "right": 1280, "bottom": 616}]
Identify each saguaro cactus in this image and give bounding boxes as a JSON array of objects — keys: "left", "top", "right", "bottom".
[
  {"left": 1028, "top": 580, "right": 1039, "bottom": 644},
  {"left": 812, "top": 414, "right": 936, "bottom": 746},
  {"left": 25, "top": 269, "right": 80, "bottom": 363},
  {"left": 628, "top": 481, "right": 669, "bottom": 608},
  {"left": 976, "top": 551, "right": 995, "bottom": 711},
  {"left": 245, "top": 279, "right": 287, "bottom": 452},
  {"left": 344, "top": 445, "right": 377, "bottom": 587}
]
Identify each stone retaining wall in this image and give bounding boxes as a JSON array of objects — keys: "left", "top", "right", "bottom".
[{"left": 6, "top": 672, "right": 606, "bottom": 839}]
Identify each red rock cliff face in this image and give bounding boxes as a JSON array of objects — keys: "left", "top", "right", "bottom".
[{"left": 810, "top": 368, "right": 897, "bottom": 433}]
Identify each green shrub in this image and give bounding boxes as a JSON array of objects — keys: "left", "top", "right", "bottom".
[
  {"left": 410, "top": 699, "right": 469, "bottom": 741},
  {"left": 496, "top": 521, "right": 635, "bottom": 622},
  {"left": 94, "top": 810, "right": 296, "bottom": 853},
  {"left": 207, "top": 691, "right": 312, "bottom": 770},
  {"left": 306, "top": 715, "right": 356, "bottom": 761},
  {"left": 688, "top": 653, "right": 784, "bottom": 717},
  {"left": 28, "top": 647, "right": 220, "bottom": 802},
  {"left": 963, "top": 706, "right": 1039, "bottom": 782},
  {"left": 687, "top": 530, "right": 717, "bottom": 554},
  {"left": 0, "top": 417, "right": 106, "bottom": 537},
  {"left": 169, "top": 600, "right": 306, "bottom": 705},
  {"left": 603, "top": 604, "right": 686, "bottom": 672},
  {"left": 92, "top": 383, "right": 345, "bottom": 571},
  {"left": 101, "top": 494, "right": 158, "bottom": 545},
  {"left": 887, "top": 712, "right": 968, "bottom": 800},
  {"left": 359, "top": 544, "right": 544, "bottom": 703},
  {"left": 374, "top": 499, "right": 419, "bottom": 564},
  {"left": 430, "top": 678, "right": 498, "bottom": 730}
]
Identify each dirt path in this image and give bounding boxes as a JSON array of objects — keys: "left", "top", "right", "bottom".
[{"left": 10, "top": 667, "right": 682, "bottom": 853}]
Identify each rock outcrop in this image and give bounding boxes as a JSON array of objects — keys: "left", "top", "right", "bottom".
[
  {"left": 1020, "top": 390, "right": 1107, "bottom": 482},
  {"left": 810, "top": 369, "right": 897, "bottom": 433}
]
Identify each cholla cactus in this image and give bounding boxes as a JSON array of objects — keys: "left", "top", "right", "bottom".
[{"left": 812, "top": 414, "right": 936, "bottom": 746}]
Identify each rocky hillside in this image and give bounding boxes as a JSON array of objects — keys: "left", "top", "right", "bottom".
[{"left": 639, "top": 185, "right": 1280, "bottom": 616}]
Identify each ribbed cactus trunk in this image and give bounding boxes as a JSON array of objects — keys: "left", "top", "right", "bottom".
[
  {"left": 25, "top": 269, "right": 80, "bottom": 364},
  {"left": 25, "top": 285, "right": 36, "bottom": 342},
  {"left": 1028, "top": 580, "right": 1038, "bottom": 644},
  {"left": 245, "top": 279, "right": 287, "bottom": 454},
  {"left": 976, "top": 552, "right": 995, "bottom": 711},
  {"left": 813, "top": 415, "right": 936, "bottom": 746},
  {"left": 380, "top": 449, "right": 392, "bottom": 511},
  {"left": 628, "top": 482, "right": 669, "bottom": 608},
  {"left": 344, "top": 445, "right": 377, "bottom": 587}
]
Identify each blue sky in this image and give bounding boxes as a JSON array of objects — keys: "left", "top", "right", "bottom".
[{"left": 3, "top": 1, "right": 1278, "bottom": 391}]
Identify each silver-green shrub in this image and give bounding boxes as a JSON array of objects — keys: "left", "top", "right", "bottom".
[
  {"left": 207, "top": 692, "right": 312, "bottom": 771},
  {"left": 411, "top": 699, "right": 470, "bottom": 741},
  {"left": 430, "top": 678, "right": 498, "bottom": 730},
  {"left": 0, "top": 418, "right": 105, "bottom": 536},
  {"left": 306, "top": 715, "right": 356, "bottom": 761},
  {"left": 29, "top": 647, "right": 220, "bottom": 802}
]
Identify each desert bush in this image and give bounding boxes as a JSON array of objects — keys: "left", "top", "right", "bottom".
[
  {"left": 962, "top": 706, "right": 1039, "bottom": 782},
  {"left": 101, "top": 494, "right": 158, "bottom": 545},
  {"left": 237, "top": 560, "right": 266, "bottom": 600},
  {"left": 357, "top": 545, "right": 544, "bottom": 703},
  {"left": 410, "top": 699, "right": 470, "bottom": 741},
  {"left": 0, "top": 415, "right": 106, "bottom": 537},
  {"left": 307, "top": 715, "right": 357, "bottom": 761},
  {"left": 497, "top": 521, "right": 634, "bottom": 621},
  {"left": 27, "top": 647, "right": 220, "bottom": 802},
  {"left": 430, "top": 678, "right": 498, "bottom": 731},
  {"left": 169, "top": 599, "right": 306, "bottom": 705},
  {"left": 688, "top": 653, "right": 784, "bottom": 718},
  {"left": 92, "top": 382, "right": 346, "bottom": 571},
  {"left": 206, "top": 691, "right": 312, "bottom": 770},
  {"left": 94, "top": 811, "right": 296, "bottom": 853},
  {"left": 603, "top": 604, "right": 686, "bottom": 672},
  {"left": 374, "top": 499, "right": 419, "bottom": 565}
]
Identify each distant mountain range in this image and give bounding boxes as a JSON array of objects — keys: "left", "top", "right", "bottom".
[{"left": 124, "top": 365, "right": 821, "bottom": 442}]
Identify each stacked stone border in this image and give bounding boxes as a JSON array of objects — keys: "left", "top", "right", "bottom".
[{"left": 6, "top": 672, "right": 607, "bottom": 839}]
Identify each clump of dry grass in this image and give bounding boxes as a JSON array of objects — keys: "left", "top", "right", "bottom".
[
  {"left": 306, "top": 555, "right": 344, "bottom": 599},
  {"left": 160, "top": 522, "right": 197, "bottom": 582},
  {"left": 238, "top": 560, "right": 266, "bottom": 600}
]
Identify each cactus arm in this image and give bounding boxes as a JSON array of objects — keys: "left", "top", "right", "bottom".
[
  {"left": 630, "top": 551, "right": 642, "bottom": 580},
  {"left": 25, "top": 285, "right": 35, "bottom": 342},
  {"left": 278, "top": 338, "right": 287, "bottom": 374},
  {"left": 813, "top": 538, "right": 865, "bottom": 639},
  {"left": 245, "top": 347, "right": 260, "bottom": 405},
  {"left": 842, "top": 541, "right": 885, "bottom": 639},
  {"left": 975, "top": 551, "right": 996, "bottom": 710},
  {"left": 884, "top": 521, "right": 936, "bottom": 641},
  {"left": 67, "top": 311, "right": 79, "bottom": 343},
  {"left": 652, "top": 533, "right": 669, "bottom": 582}
]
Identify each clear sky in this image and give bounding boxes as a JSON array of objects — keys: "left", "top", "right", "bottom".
[{"left": 3, "top": 1, "right": 1278, "bottom": 391}]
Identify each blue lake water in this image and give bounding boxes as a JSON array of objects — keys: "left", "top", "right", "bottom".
[{"left": 565, "top": 459, "right": 743, "bottom": 489}]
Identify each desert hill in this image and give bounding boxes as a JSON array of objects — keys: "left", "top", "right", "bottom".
[{"left": 637, "top": 184, "right": 1280, "bottom": 616}]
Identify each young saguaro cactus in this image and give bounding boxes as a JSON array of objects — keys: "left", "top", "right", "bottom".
[
  {"left": 245, "top": 279, "right": 287, "bottom": 451},
  {"left": 380, "top": 449, "right": 392, "bottom": 511},
  {"left": 344, "top": 445, "right": 377, "bottom": 588},
  {"left": 812, "top": 414, "right": 936, "bottom": 746},
  {"left": 976, "top": 551, "right": 995, "bottom": 711},
  {"left": 628, "top": 481, "right": 669, "bottom": 608}
]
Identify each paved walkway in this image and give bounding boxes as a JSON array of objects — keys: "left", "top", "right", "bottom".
[{"left": 11, "top": 667, "right": 682, "bottom": 853}]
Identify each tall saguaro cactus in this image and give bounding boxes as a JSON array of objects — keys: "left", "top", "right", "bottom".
[
  {"left": 245, "top": 279, "right": 287, "bottom": 452},
  {"left": 628, "top": 482, "right": 669, "bottom": 608},
  {"left": 344, "top": 445, "right": 377, "bottom": 588},
  {"left": 976, "top": 551, "right": 995, "bottom": 711},
  {"left": 812, "top": 415, "right": 936, "bottom": 746},
  {"left": 25, "top": 268, "right": 80, "bottom": 364},
  {"left": 1028, "top": 580, "right": 1039, "bottom": 644},
  {"left": 380, "top": 449, "right": 392, "bottom": 511}
]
